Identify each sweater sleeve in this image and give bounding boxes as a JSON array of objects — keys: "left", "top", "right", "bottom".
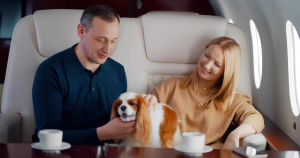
[
  {"left": 152, "top": 86, "right": 165, "bottom": 104},
  {"left": 32, "top": 64, "right": 102, "bottom": 145},
  {"left": 152, "top": 77, "right": 178, "bottom": 105},
  {"left": 233, "top": 95, "right": 265, "bottom": 133}
]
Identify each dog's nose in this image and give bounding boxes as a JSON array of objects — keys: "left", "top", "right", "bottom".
[{"left": 121, "top": 106, "right": 126, "bottom": 111}]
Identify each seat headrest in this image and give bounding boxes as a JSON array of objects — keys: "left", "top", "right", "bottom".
[
  {"left": 141, "top": 12, "right": 228, "bottom": 64},
  {"left": 33, "top": 9, "right": 83, "bottom": 57}
]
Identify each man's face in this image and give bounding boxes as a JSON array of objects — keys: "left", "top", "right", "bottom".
[{"left": 80, "top": 17, "right": 119, "bottom": 65}]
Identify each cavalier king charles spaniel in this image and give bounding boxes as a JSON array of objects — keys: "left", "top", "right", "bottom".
[{"left": 110, "top": 92, "right": 182, "bottom": 148}]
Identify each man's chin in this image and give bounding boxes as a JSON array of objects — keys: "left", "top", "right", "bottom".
[{"left": 94, "top": 58, "right": 108, "bottom": 65}]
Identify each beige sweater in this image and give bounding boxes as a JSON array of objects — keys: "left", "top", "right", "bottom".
[{"left": 152, "top": 77, "right": 265, "bottom": 147}]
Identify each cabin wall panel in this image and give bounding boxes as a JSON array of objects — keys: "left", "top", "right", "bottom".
[
  {"left": 35, "top": 0, "right": 215, "bottom": 18},
  {"left": 209, "top": 0, "right": 300, "bottom": 146},
  {"left": 132, "top": 0, "right": 215, "bottom": 17},
  {"left": 35, "top": 0, "right": 130, "bottom": 18}
]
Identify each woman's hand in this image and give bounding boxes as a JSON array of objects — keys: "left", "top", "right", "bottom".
[
  {"left": 222, "top": 123, "right": 256, "bottom": 149},
  {"left": 222, "top": 131, "right": 240, "bottom": 149},
  {"left": 141, "top": 93, "right": 158, "bottom": 111}
]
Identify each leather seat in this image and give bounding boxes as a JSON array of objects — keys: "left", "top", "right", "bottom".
[{"left": 0, "top": 9, "right": 266, "bottom": 150}]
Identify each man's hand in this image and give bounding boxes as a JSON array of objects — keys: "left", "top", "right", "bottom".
[
  {"left": 141, "top": 93, "right": 158, "bottom": 111},
  {"left": 222, "top": 131, "right": 240, "bottom": 149},
  {"left": 96, "top": 117, "right": 135, "bottom": 140}
]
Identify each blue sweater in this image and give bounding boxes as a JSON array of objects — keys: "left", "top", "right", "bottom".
[{"left": 32, "top": 44, "right": 127, "bottom": 145}]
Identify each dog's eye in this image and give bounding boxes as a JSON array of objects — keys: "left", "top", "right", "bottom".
[
  {"left": 117, "top": 102, "right": 121, "bottom": 106},
  {"left": 129, "top": 102, "right": 135, "bottom": 106}
]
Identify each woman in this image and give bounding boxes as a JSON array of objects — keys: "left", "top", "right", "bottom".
[{"left": 143, "top": 36, "right": 264, "bottom": 149}]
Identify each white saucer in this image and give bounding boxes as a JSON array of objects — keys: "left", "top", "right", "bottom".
[
  {"left": 31, "top": 142, "right": 71, "bottom": 151},
  {"left": 174, "top": 144, "right": 213, "bottom": 156}
]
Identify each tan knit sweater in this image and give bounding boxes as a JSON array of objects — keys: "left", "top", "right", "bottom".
[{"left": 152, "top": 77, "right": 265, "bottom": 147}]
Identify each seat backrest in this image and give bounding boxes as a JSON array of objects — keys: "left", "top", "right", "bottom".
[
  {"left": 125, "top": 12, "right": 250, "bottom": 95},
  {"left": 1, "top": 10, "right": 251, "bottom": 143}
]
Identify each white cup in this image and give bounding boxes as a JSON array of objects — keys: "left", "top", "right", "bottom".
[
  {"left": 182, "top": 132, "right": 206, "bottom": 151},
  {"left": 38, "top": 129, "right": 63, "bottom": 149}
]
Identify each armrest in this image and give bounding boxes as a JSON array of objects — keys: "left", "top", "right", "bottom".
[
  {"left": 0, "top": 112, "right": 21, "bottom": 143},
  {"left": 223, "top": 122, "right": 267, "bottom": 150},
  {"left": 240, "top": 133, "right": 267, "bottom": 150}
]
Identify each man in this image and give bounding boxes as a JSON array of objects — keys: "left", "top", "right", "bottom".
[{"left": 32, "top": 5, "right": 156, "bottom": 145}]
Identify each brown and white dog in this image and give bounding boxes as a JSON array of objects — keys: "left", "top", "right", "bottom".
[{"left": 110, "top": 92, "right": 182, "bottom": 148}]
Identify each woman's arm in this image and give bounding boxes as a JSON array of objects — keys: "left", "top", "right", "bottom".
[
  {"left": 222, "top": 93, "right": 264, "bottom": 149},
  {"left": 142, "top": 79, "right": 172, "bottom": 111},
  {"left": 222, "top": 123, "right": 256, "bottom": 149}
]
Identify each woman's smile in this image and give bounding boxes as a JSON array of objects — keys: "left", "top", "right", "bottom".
[{"left": 201, "top": 64, "right": 211, "bottom": 74}]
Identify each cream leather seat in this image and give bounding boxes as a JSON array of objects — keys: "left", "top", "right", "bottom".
[{"left": 0, "top": 10, "right": 266, "bottom": 150}]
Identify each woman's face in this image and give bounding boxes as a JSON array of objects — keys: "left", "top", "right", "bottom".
[{"left": 197, "top": 44, "right": 225, "bottom": 82}]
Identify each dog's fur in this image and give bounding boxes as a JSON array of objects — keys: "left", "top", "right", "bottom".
[{"left": 110, "top": 92, "right": 182, "bottom": 148}]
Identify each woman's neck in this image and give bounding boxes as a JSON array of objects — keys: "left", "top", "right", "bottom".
[{"left": 198, "top": 78, "right": 219, "bottom": 89}]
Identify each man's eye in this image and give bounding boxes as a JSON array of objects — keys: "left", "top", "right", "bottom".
[
  {"left": 129, "top": 102, "right": 135, "bottom": 106},
  {"left": 98, "top": 38, "right": 105, "bottom": 43}
]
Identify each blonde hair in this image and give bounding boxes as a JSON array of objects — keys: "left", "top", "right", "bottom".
[{"left": 181, "top": 36, "right": 244, "bottom": 111}]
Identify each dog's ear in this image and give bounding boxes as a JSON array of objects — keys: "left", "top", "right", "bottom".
[
  {"left": 111, "top": 99, "right": 122, "bottom": 144},
  {"left": 135, "top": 95, "right": 151, "bottom": 146},
  {"left": 111, "top": 99, "right": 122, "bottom": 120}
]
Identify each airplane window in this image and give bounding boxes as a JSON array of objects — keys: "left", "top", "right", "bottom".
[
  {"left": 286, "top": 20, "right": 300, "bottom": 116},
  {"left": 228, "top": 19, "right": 234, "bottom": 23},
  {"left": 250, "top": 20, "right": 263, "bottom": 89}
]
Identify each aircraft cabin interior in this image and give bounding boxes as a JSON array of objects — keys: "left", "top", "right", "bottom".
[{"left": 0, "top": 0, "right": 300, "bottom": 157}]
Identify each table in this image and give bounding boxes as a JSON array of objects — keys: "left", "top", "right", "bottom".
[{"left": 0, "top": 143, "right": 299, "bottom": 158}]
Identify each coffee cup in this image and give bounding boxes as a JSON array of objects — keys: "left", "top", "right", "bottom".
[
  {"left": 182, "top": 132, "right": 205, "bottom": 151},
  {"left": 38, "top": 129, "right": 63, "bottom": 149}
]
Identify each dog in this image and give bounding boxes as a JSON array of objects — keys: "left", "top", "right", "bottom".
[{"left": 110, "top": 92, "right": 182, "bottom": 148}]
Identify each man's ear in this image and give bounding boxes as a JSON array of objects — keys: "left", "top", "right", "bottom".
[{"left": 77, "top": 23, "right": 85, "bottom": 39}]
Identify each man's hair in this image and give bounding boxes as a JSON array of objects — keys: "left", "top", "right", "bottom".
[{"left": 80, "top": 5, "right": 120, "bottom": 32}]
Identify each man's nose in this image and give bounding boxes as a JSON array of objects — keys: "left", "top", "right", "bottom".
[
  {"left": 121, "top": 106, "right": 126, "bottom": 111},
  {"left": 103, "top": 42, "right": 111, "bottom": 54}
]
